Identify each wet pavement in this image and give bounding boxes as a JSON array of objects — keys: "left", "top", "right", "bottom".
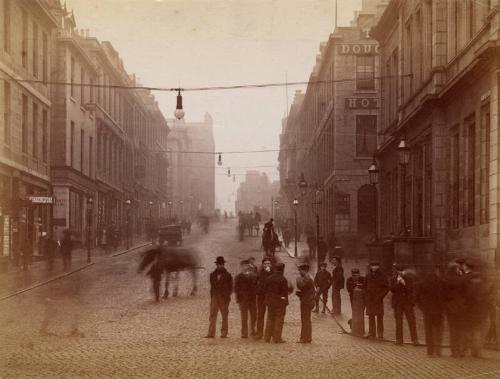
[{"left": 0, "top": 221, "right": 499, "bottom": 379}]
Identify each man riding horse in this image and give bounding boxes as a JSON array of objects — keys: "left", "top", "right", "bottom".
[{"left": 262, "top": 218, "right": 279, "bottom": 256}]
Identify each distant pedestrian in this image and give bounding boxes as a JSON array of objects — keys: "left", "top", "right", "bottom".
[
  {"left": 331, "top": 256, "right": 344, "bottom": 315},
  {"left": 205, "top": 256, "right": 233, "bottom": 338},
  {"left": 390, "top": 264, "right": 419, "bottom": 346},
  {"left": 60, "top": 230, "right": 73, "bottom": 271},
  {"left": 313, "top": 262, "right": 332, "bottom": 313},
  {"left": 307, "top": 234, "right": 317, "bottom": 260},
  {"left": 296, "top": 263, "right": 315, "bottom": 343},
  {"left": 234, "top": 260, "right": 258, "bottom": 338},
  {"left": 263, "top": 262, "right": 291, "bottom": 343},
  {"left": 443, "top": 262, "right": 467, "bottom": 357},
  {"left": 417, "top": 265, "right": 444, "bottom": 356},
  {"left": 43, "top": 233, "right": 58, "bottom": 271},
  {"left": 317, "top": 236, "right": 328, "bottom": 269},
  {"left": 365, "top": 261, "right": 388, "bottom": 339},
  {"left": 254, "top": 257, "right": 273, "bottom": 340}
]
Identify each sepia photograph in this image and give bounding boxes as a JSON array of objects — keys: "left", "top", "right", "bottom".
[{"left": 0, "top": 0, "right": 499, "bottom": 378}]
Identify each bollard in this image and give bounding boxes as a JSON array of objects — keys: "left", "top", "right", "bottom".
[{"left": 351, "top": 286, "right": 365, "bottom": 337}]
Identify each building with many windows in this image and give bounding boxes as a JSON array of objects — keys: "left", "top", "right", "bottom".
[
  {"left": 0, "top": 0, "right": 57, "bottom": 263},
  {"left": 371, "top": 0, "right": 500, "bottom": 267},
  {"left": 279, "top": 0, "right": 386, "bottom": 252}
]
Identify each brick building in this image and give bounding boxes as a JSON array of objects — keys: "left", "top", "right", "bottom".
[
  {"left": 279, "top": 0, "right": 386, "bottom": 250},
  {"left": 0, "top": 0, "right": 57, "bottom": 263},
  {"left": 371, "top": 0, "right": 500, "bottom": 267}
]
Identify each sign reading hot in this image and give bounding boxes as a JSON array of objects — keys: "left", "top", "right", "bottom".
[{"left": 345, "top": 98, "right": 379, "bottom": 109}]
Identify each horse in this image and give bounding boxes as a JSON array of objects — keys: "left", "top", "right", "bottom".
[
  {"left": 138, "top": 246, "right": 201, "bottom": 302},
  {"left": 262, "top": 227, "right": 279, "bottom": 257}
]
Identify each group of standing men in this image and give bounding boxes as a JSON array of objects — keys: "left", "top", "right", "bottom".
[{"left": 205, "top": 255, "right": 324, "bottom": 344}]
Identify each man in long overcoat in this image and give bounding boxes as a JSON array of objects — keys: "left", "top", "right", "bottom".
[
  {"left": 365, "top": 261, "right": 388, "bottom": 339},
  {"left": 417, "top": 265, "right": 444, "bottom": 356},
  {"left": 317, "top": 237, "right": 328, "bottom": 269},
  {"left": 331, "top": 256, "right": 345, "bottom": 315},
  {"left": 296, "top": 263, "right": 315, "bottom": 343},
  {"left": 254, "top": 257, "right": 273, "bottom": 340},
  {"left": 205, "top": 256, "right": 233, "bottom": 338},
  {"left": 390, "top": 264, "right": 419, "bottom": 345},
  {"left": 263, "top": 262, "right": 291, "bottom": 343},
  {"left": 234, "top": 260, "right": 258, "bottom": 338}
]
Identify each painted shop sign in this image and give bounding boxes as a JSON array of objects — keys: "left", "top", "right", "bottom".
[
  {"left": 339, "top": 44, "right": 379, "bottom": 55},
  {"left": 345, "top": 97, "right": 379, "bottom": 109}
]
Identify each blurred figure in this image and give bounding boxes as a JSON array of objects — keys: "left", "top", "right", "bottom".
[
  {"left": 307, "top": 234, "right": 317, "bottom": 260},
  {"left": 346, "top": 268, "right": 365, "bottom": 304},
  {"left": 443, "top": 261, "right": 467, "bottom": 357},
  {"left": 317, "top": 236, "right": 328, "bottom": 269},
  {"left": 296, "top": 263, "right": 315, "bottom": 343},
  {"left": 43, "top": 233, "right": 58, "bottom": 271},
  {"left": 313, "top": 262, "right": 332, "bottom": 313},
  {"left": 205, "top": 256, "right": 232, "bottom": 338},
  {"left": 263, "top": 262, "right": 291, "bottom": 343},
  {"left": 365, "top": 261, "right": 389, "bottom": 339},
  {"left": 331, "top": 256, "right": 345, "bottom": 315},
  {"left": 390, "top": 264, "right": 419, "bottom": 346},
  {"left": 234, "top": 260, "right": 258, "bottom": 338},
  {"left": 60, "top": 229, "right": 73, "bottom": 271},
  {"left": 417, "top": 265, "right": 444, "bottom": 356},
  {"left": 254, "top": 257, "right": 273, "bottom": 340}
]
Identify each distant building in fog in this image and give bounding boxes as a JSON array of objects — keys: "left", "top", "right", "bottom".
[
  {"left": 235, "top": 171, "right": 279, "bottom": 219},
  {"left": 167, "top": 113, "right": 215, "bottom": 219}
]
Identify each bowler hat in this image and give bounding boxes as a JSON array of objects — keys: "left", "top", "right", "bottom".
[
  {"left": 262, "top": 257, "right": 272, "bottom": 264},
  {"left": 320, "top": 262, "right": 327, "bottom": 268},
  {"left": 215, "top": 256, "right": 226, "bottom": 265},
  {"left": 394, "top": 263, "right": 405, "bottom": 271},
  {"left": 369, "top": 261, "right": 380, "bottom": 266},
  {"left": 298, "top": 264, "right": 310, "bottom": 271},
  {"left": 455, "top": 258, "right": 465, "bottom": 265},
  {"left": 351, "top": 268, "right": 360, "bottom": 274}
]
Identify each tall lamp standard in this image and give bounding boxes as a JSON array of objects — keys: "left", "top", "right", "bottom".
[
  {"left": 125, "top": 199, "right": 131, "bottom": 250},
  {"left": 168, "top": 201, "right": 173, "bottom": 220},
  {"left": 293, "top": 198, "right": 299, "bottom": 257},
  {"left": 180, "top": 200, "right": 184, "bottom": 219},
  {"left": 368, "top": 158, "right": 380, "bottom": 242},
  {"left": 398, "top": 139, "right": 410, "bottom": 235},
  {"left": 86, "top": 197, "right": 93, "bottom": 263},
  {"left": 148, "top": 201, "right": 154, "bottom": 244}
]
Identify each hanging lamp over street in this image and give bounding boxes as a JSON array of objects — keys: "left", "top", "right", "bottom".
[{"left": 174, "top": 89, "right": 185, "bottom": 120}]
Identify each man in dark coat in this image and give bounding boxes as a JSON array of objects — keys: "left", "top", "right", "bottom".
[
  {"left": 263, "top": 262, "right": 291, "bottom": 343},
  {"left": 296, "top": 263, "right": 315, "bottom": 343},
  {"left": 346, "top": 268, "right": 365, "bottom": 304},
  {"left": 390, "top": 264, "right": 419, "bottom": 345},
  {"left": 60, "top": 230, "right": 73, "bottom": 271},
  {"left": 417, "top": 265, "right": 444, "bottom": 356},
  {"left": 365, "top": 261, "right": 388, "bottom": 339},
  {"left": 234, "top": 260, "right": 258, "bottom": 338},
  {"left": 331, "top": 256, "right": 345, "bottom": 315},
  {"left": 254, "top": 257, "right": 273, "bottom": 340},
  {"left": 205, "top": 256, "right": 233, "bottom": 338},
  {"left": 317, "top": 236, "right": 328, "bottom": 269},
  {"left": 314, "top": 262, "right": 332, "bottom": 313},
  {"left": 443, "top": 261, "right": 467, "bottom": 357}
]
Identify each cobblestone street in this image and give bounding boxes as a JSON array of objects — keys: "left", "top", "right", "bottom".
[{"left": 0, "top": 221, "right": 499, "bottom": 379}]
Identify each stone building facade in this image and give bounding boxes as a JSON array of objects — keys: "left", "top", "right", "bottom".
[
  {"left": 167, "top": 114, "right": 215, "bottom": 220},
  {"left": 235, "top": 171, "right": 279, "bottom": 219},
  {"left": 371, "top": 0, "right": 500, "bottom": 267},
  {"left": 0, "top": 0, "right": 58, "bottom": 263},
  {"left": 279, "top": 0, "right": 386, "bottom": 250}
]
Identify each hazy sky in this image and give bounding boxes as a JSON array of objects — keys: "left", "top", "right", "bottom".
[{"left": 66, "top": 0, "right": 362, "bottom": 212}]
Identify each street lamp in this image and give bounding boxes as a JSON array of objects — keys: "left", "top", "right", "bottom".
[
  {"left": 397, "top": 138, "right": 410, "bottom": 235},
  {"left": 168, "top": 200, "right": 173, "bottom": 220},
  {"left": 125, "top": 199, "right": 131, "bottom": 250},
  {"left": 368, "top": 158, "right": 379, "bottom": 242},
  {"left": 180, "top": 200, "right": 184, "bottom": 219},
  {"left": 86, "top": 197, "right": 93, "bottom": 263},
  {"left": 293, "top": 198, "right": 299, "bottom": 258},
  {"left": 148, "top": 201, "right": 154, "bottom": 244},
  {"left": 174, "top": 89, "right": 185, "bottom": 120}
]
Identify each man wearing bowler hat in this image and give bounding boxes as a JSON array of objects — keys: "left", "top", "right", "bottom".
[
  {"left": 296, "top": 263, "right": 315, "bottom": 343},
  {"left": 365, "top": 261, "right": 388, "bottom": 339},
  {"left": 206, "top": 256, "right": 233, "bottom": 338}
]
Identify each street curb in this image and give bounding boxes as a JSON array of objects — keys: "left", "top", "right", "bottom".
[
  {"left": 111, "top": 242, "right": 152, "bottom": 257},
  {"left": 0, "top": 262, "right": 95, "bottom": 302}
]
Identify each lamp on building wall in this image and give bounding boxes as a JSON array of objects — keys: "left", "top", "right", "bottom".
[
  {"left": 148, "top": 201, "right": 154, "bottom": 244},
  {"left": 174, "top": 89, "right": 185, "bottom": 120},
  {"left": 397, "top": 138, "right": 410, "bottom": 235},
  {"left": 368, "top": 158, "right": 379, "bottom": 242}
]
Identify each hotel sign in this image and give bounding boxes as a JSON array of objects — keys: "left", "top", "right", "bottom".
[
  {"left": 339, "top": 44, "right": 379, "bottom": 55},
  {"left": 345, "top": 97, "right": 379, "bottom": 109}
]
